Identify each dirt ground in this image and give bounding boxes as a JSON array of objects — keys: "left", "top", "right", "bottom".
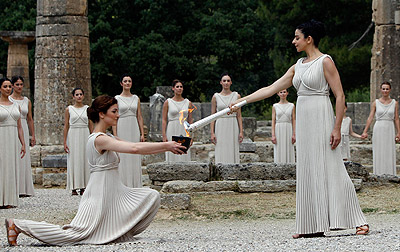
[{"left": 155, "top": 185, "right": 400, "bottom": 221}]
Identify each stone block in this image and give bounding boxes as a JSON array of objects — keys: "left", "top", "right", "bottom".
[
  {"left": 40, "top": 145, "right": 65, "bottom": 158},
  {"left": 344, "top": 161, "right": 370, "bottom": 181},
  {"left": 42, "top": 154, "right": 67, "bottom": 168},
  {"left": 257, "top": 120, "right": 271, "bottom": 127},
  {"left": 142, "top": 153, "right": 165, "bottom": 166},
  {"left": 239, "top": 153, "right": 260, "bottom": 163},
  {"left": 190, "top": 143, "right": 214, "bottom": 163},
  {"left": 141, "top": 102, "right": 150, "bottom": 131},
  {"left": 38, "top": 0, "right": 88, "bottom": 16},
  {"left": 239, "top": 138, "right": 256, "bottom": 152},
  {"left": 372, "top": 0, "right": 397, "bottom": 25},
  {"left": 32, "top": 167, "right": 44, "bottom": 185},
  {"left": 30, "top": 145, "right": 41, "bottom": 167},
  {"left": 42, "top": 172, "right": 67, "bottom": 187},
  {"left": 352, "top": 102, "right": 370, "bottom": 126},
  {"left": 214, "top": 163, "right": 296, "bottom": 181},
  {"left": 36, "top": 16, "right": 89, "bottom": 37},
  {"left": 352, "top": 179, "right": 363, "bottom": 191},
  {"left": 237, "top": 180, "right": 296, "bottom": 193},
  {"left": 156, "top": 86, "right": 174, "bottom": 99},
  {"left": 147, "top": 162, "right": 210, "bottom": 183},
  {"left": 367, "top": 174, "right": 400, "bottom": 185},
  {"left": 243, "top": 117, "right": 256, "bottom": 140},
  {"left": 255, "top": 142, "right": 274, "bottom": 162},
  {"left": 350, "top": 144, "right": 372, "bottom": 165},
  {"left": 148, "top": 93, "right": 165, "bottom": 141},
  {"left": 161, "top": 180, "right": 237, "bottom": 193},
  {"left": 160, "top": 193, "right": 191, "bottom": 210}
]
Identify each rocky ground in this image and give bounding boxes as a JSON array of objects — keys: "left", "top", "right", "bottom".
[{"left": 1, "top": 188, "right": 399, "bottom": 251}]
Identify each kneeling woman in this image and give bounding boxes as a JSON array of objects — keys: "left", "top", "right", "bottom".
[{"left": 5, "top": 95, "right": 186, "bottom": 246}]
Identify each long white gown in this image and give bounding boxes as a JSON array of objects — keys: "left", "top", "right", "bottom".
[
  {"left": 115, "top": 95, "right": 142, "bottom": 187},
  {"left": 273, "top": 103, "right": 295, "bottom": 163},
  {"left": 340, "top": 117, "right": 351, "bottom": 160},
  {"left": 373, "top": 99, "right": 396, "bottom": 175},
  {"left": 165, "top": 98, "right": 191, "bottom": 162},
  {"left": 292, "top": 54, "right": 367, "bottom": 234},
  {"left": 0, "top": 103, "right": 21, "bottom": 207},
  {"left": 66, "top": 105, "right": 90, "bottom": 191},
  {"left": 214, "top": 92, "right": 240, "bottom": 164},
  {"left": 14, "top": 132, "right": 160, "bottom": 245},
  {"left": 9, "top": 96, "right": 35, "bottom": 196}
]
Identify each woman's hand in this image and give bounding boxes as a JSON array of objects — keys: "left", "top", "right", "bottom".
[
  {"left": 330, "top": 128, "right": 341, "bottom": 150},
  {"left": 30, "top": 136, "right": 36, "bottom": 146},
  {"left": 291, "top": 134, "right": 296, "bottom": 144},
  {"left": 168, "top": 141, "right": 186, "bottom": 155},
  {"left": 20, "top": 144, "right": 26, "bottom": 159},
  {"left": 271, "top": 135, "right": 277, "bottom": 144},
  {"left": 238, "top": 133, "right": 244, "bottom": 143},
  {"left": 211, "top": 133, "right": 217, "bottom": 145},
  {"left": 162, "top": 135, "right": 168, "bottom": 142},
  {"left": 140, "top": 134, "right": 145, "bottom": 142},
  {"left": 361, "top": 132, "right": 368, "bottom": 139},
  {"left": 64, "top": 143, "right": 69, "bottom": 153},
  {"left": 395, "top": 133, "right": 400, "bottom": 143}
]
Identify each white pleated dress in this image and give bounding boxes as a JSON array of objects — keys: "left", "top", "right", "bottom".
[
  {"left": 14, "top": 132, "right": 160, "bottom": 245},
  {"left": 116, "top": 95, "right": 142, "bottom": 187},
  {"left": 9, "top": 96, "right": 35, "bottom": 196},
  {"left": 373, "top": 99, "right": 397, "bottom": 175},
  {"left": 66, "top": 105, "right": 90, "bottom": 191},
  {"left": 166, "top": 98, "right": 191, "bottom": 162},
  {"left": 273, "top": 103, "right": 295, "bottom": 163},
  {"left": 340, "top": 117, "right": 351, "bottom": 160},
  {"left": 214, "top": 92, "right": 240, "bottom": 164},
  {"left": 0, "top": 103, "right": 21, "bottom": 207},
  {"left": 292, "top": 54, "right": 367, "bottom": 234}
]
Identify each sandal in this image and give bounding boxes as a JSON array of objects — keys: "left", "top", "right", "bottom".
[
  {"left": 356, "top": 224, "right": 369, "bottom": 235},
  {"left": 80, "top": 189, "right": 85, "bottom": 195},
  {"left": 71, "top": 190, "right": 78, "bottom": 196},
  {"left": 5, "top": 219, "right": 19, "bottom": 246},
  {"left": 292, "top": 232, "right": 325, "bottom": 239}
]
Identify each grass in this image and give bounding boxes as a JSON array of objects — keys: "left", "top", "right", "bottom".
[{"left": 156, "top": 185, "right": 400, "bottom": 221}]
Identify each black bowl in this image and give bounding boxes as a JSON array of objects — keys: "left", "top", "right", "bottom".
[{"left": 172, "top": 135, "right": 192, "bottom": 154}]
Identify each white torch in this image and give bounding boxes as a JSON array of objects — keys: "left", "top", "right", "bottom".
[{"left": 184, "top": 100, "right": 247, "bottom": 133}]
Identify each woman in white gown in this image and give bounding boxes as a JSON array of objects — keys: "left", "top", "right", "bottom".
[
  {"left": 231, "top": 20, "right": 369, "bottom": 238},
  {"left": 162, "top": 79, "right": 194, "bottom": 162},
  {"left": 63, "top": 88, "right": 93, "bottom": 195},
  {"left": 9, "top": 76, "right": 35, "bottom": 197},
  {"left": 361, "top": 82, "right": 400, "bottom": 175},
  {"left": 211, "top": 73, "right": 244, "bottom": 164},
  {"left": 0, "top": 78, "right": 25, "bottom": 208},
  {"left": 113, "top": 74, "right": 145, "bottom": 188},
  {"left": 5, "top": 95, "right": 186, "bottom": 246},
  {"left": 271, "top": 89, "right": 296, "bottom": 163}
]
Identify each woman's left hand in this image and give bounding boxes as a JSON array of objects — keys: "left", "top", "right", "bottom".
[
  {"left": 395, "top": 134, "right": 400, "bottom": 143},
  {"left": 291, "top": 134, "right": 296, "bottom": 144},
  {"left": 30, "top": 136, "right": 36, "bottom": 146},
  {"left": 20, "top": 144, "right": 26, "bottom": 159},
  {"left": 239, "top": 133, "right": 244, "bottom": 143},
  {"left": 330, "top": 128, "right": 341, "bottom": 150},
  {"left": 140, "top": 134, "right": 145, "bottom": 142}
]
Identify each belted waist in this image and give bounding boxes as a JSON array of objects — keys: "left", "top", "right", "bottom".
[
  {"left": 70, "top": 124, "right": 88, "bottom": 129},
  {"left": 119, "top": 114, "right": 136, "bottom": 119},
  {"left": 276, "top": 121, "right": 291, "bottom": 124},
  {"left": 0, "top": 123, "right": 17, "bottom": 127},
  {"left": 168, "top": 118, "right": 180, "bottom": 122},
  {"left": 376, "top": 118, "right": 394, "bottom": 122},
  {"left": 297, "top": 90, "right": 329, "bottom": 97},
  {"left": 90, "top": 162, "right": 119, "bottom": 173},
  {"left": 220, "top": 114, "right": 236, "bottom": 118}
]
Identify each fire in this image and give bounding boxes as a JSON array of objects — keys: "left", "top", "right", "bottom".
[{"left": 179, "top": 105, "right": 197, "bottom": 137}]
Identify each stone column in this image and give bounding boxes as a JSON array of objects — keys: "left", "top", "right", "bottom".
[
  {"left": 35, "top": 0, "right": 91, "bottom": 145},
  {"left": 0, "top": 31, "right": 35, "bottom": 98},
  {"left": 371, "top": 0, "right": 400, "bottom": 101}
]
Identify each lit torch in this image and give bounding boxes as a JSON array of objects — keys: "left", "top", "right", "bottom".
[{"left": 171, "top": 105, "right": 197, "bottom": 153}]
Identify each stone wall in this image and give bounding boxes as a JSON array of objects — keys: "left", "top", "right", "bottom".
[{"left": 34, "top": 0, "right": 91, "bottom": 145}]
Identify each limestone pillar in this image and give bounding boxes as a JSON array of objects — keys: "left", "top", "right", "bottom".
[
  {"left": 371, "top": 0, "right": 400, "bottom": 101},
  {"left": 35, "top": 0, "right": 91, "bottom": 145},
  {"left": 0, "top": 31, "right": 35, "bottom": 98}
]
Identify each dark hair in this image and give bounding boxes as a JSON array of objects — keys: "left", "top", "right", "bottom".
[
  {"left": 11, "top": 76, "right": 24, "bottom": 84},
  {"left": 120, "top": 74, "right": 132, "bottom": 83},
  {"left": 172, "top": 79, "right": 183, "bottom": 87},
  {"left": 0, "top": 77, "right": 12, "bottom": 87},
  {"left": 296, "top": 19, "right": 326, "bottom": 47},
  {"left": 72, "top": 87, "right": 84, "bottom": 96},
  {"left": 220, "top": 72, "right": 232, "bottom": 80},
  {"left": 380, "top": 81, "right": 391, "bottom": 89},
  {"left": 87, "top": 95, "right": 118, "bottom": 123}
]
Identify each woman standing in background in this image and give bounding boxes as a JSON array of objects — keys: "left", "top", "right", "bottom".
[
  {"left": 10, "top": 76, "right": 35, "bottom": 197},
  {"left": 113, "top": 74, "right": 145, "bottom": 187},
  {"left": 271, "top": 89, "right": 296, "bottom": 163},
  {"left": 211, "top": 73, "right": 243, "bottom": 164},
  {"left": 63, "top": 88, "right": 93, "bottom": 196}
]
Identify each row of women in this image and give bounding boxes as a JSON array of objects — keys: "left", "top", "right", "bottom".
[{"left": 4, "top": 19, "right": 383, "bottom": 246}]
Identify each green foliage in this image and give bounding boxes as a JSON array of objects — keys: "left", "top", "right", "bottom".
[{"left": 345, "top": 86, "right": 370, "bottom": 102}]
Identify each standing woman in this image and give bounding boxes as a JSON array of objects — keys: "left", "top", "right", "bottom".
[
  {"left": 361, "top": 82, "right": 400, "bottom": 175},
  {"left": 10, "top": 76, "right": 35, "bottom": 197},
  {"left": 271, "top": 89, "right": 296, "bottom": 163},
  {"left": 211, "top": 73, "right": 244, "bottom": 164},
  {"left": 63, "top": 88, "right": 93, "bottom": 196},
  {"left": 113, "top": 74, "right": 145, "bottom": 188},
  {"left": 0, "top": 78, "right": 25, "bottom": 208},
  {"left": 162, "top": 79, "right": 193, "bottom": 162},
  {"left": 230, "top": 20, "right": 368, "bottom": 237},
  {"left": 5, "top": 95, "right": 186, "bottom": 246}
]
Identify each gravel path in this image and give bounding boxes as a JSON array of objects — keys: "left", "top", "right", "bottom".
[{"left": 1, "top": 189, "right": 399, "bottom": 251}]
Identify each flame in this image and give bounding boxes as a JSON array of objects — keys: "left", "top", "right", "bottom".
[{"left": 179, "top": 104, "right": 197, "bottom": 137}]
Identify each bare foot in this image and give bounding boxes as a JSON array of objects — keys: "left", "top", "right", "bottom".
[
  {"left": 356, "top": 225, "right": 369, "bottom": 235},
  {"left": 5, "top": 219, "right": 20, "bottom": 246}
]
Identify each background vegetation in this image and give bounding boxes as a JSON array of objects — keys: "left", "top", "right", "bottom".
[{"left": 0, "top": 0, "right": 372, "bottom": 118}]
